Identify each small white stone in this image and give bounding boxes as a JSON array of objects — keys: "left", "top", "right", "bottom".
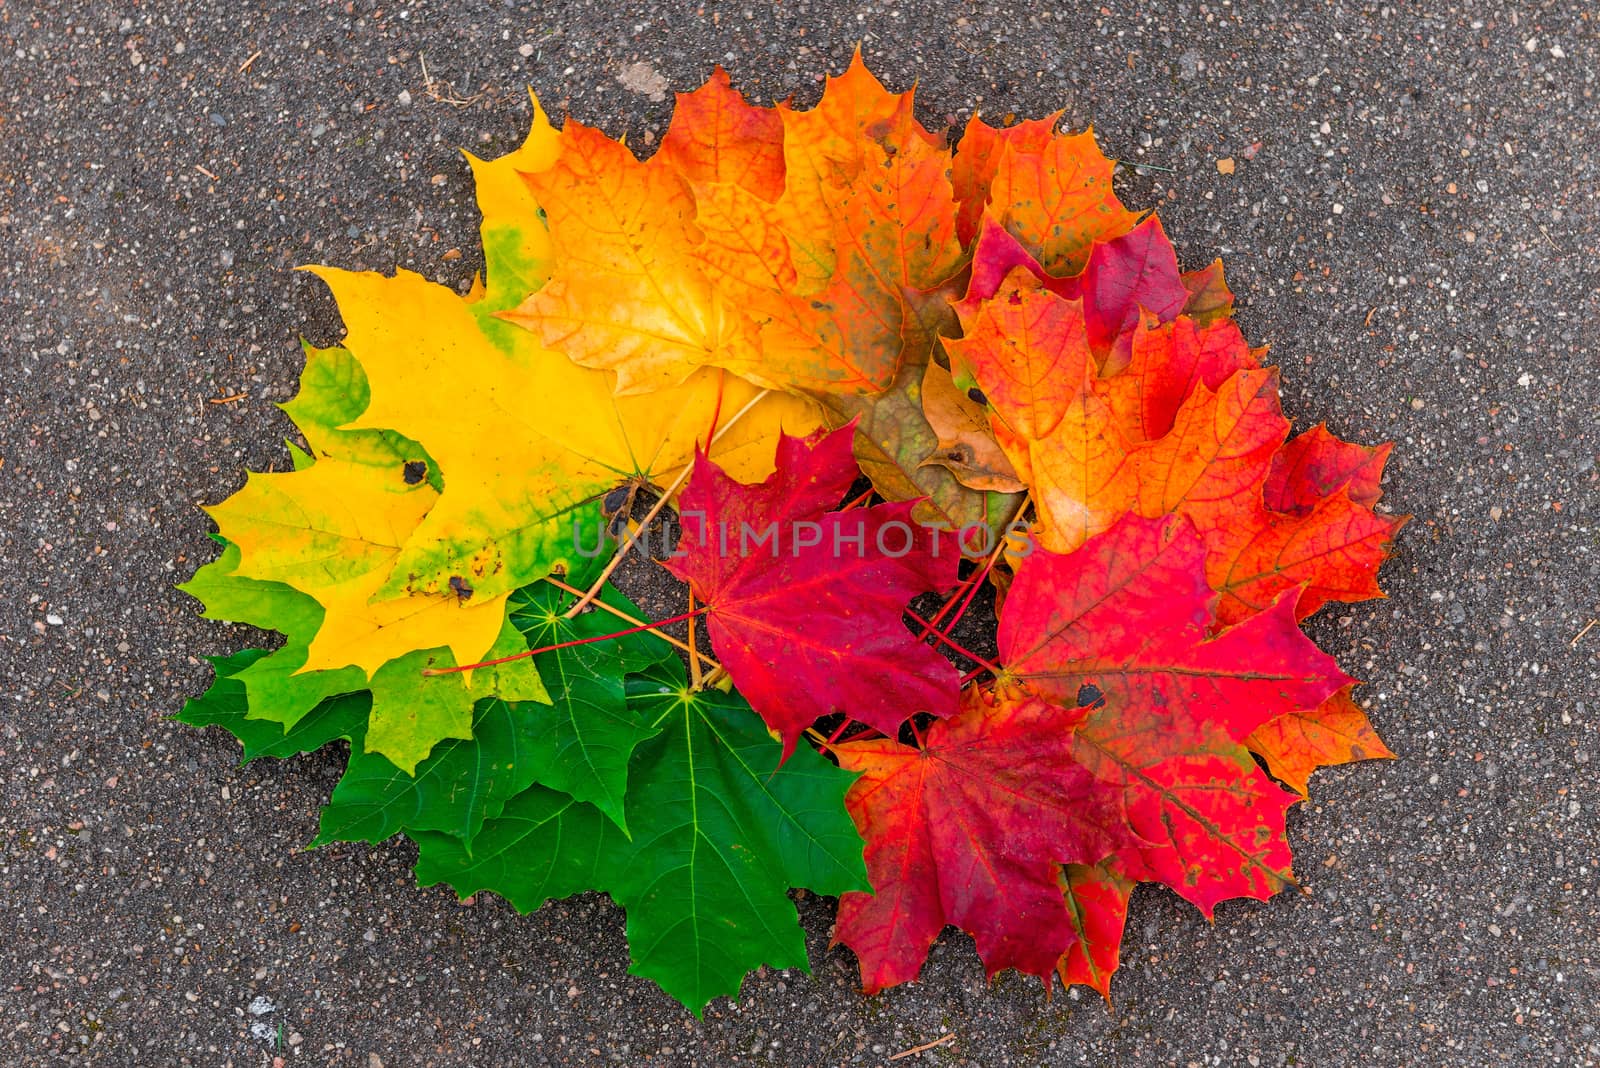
[
  {"left": 45, "top": 613, "right": 63, "bottom": 626},
  {"left": 397, "top": 89, "right": 412, "bottom": 106},
  {"left": 518, "top": 42, "right": 535, "bottom": 57},
  {"left": 1331, "top": 203, "right": 1344, "bottom": 215}
]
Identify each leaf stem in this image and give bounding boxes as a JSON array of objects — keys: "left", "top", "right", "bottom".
[
  {"left": 686, "top": 589, "right": 703, "bottom": 688},
  {"left": 804, "top": 726, "right": 834, "bottom": 751},
  {"left": 564, "top": 388, "right": 772, "bottom": 618},
  {"left": 541, "top": 575, "right": 723, "bottom": 671},
  {"left": 839, "top": 487, "right": 876, "bottom": 510},
  {"left": 918, "top": 493, "right": 1028, "bottom": 638},
  {"left": 903, "top": 606, "right": 1001, "bottom": 677},
  {"left": 907, "top": 717, "right": 926, "bottom": 748},
  {"left": 824, "top": 717, "right": 883, "bottom": 745},
  {"left": 563, "top": 464, "right": 693, "bottom": 619},
  {"left": 958, "top": 664, "right": 992, "bottom": 685}
]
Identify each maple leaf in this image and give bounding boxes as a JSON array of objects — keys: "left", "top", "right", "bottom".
[
  {"left": 188, "top": 329, "right": 560, "bottom": 771},
  {"left": 608, "top": 659, "right": 869, "bottom": 1010},
  {"left": 291, "top": 95, "right": 819, "bottom": 609},
  {"left": 832, "top": 687, "right": 1129, "bottom": 992},
  {"left": 777, "top": 49, "right": 944, "bottom": 211},
  {"left": 998, "top": 513, "right": 1347, "bottom": 914},
  {"left": 499, "top": 582, "right": 679, "bottom": 831},
  {"left": 805, "top": 111, "right": 1147, "bottom": 536},
  {"left": 1207, "top": 489, "right": 1406, "bottom": 626},
  {"left": 307, "top": 266, "right": 816, "bottom": 604},
  {"left": 662, "top": 425, "right": 960, "bottom": 755},
  {"left": 202, "top": 435, "right": 511, "bottom": 672},
  {"left": 180, "top": 55, "right": 1406, "bottom": 1013},
  {"left": 366, "top": 621, "right": 554, "bottom": 775},
  {"left": 278, "top": 343, "right": 445, "bottom": 488},
  {"left": 418, "top": 652, "right": 869, "bottom": 1014}
]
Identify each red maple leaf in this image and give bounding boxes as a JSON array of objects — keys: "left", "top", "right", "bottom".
[
  {"left": 998, "top": 512, "right": 1349, "bottom": 914},
  {"left": 832, "top": 512, "right": 1352, "bottom": 993},
  {"left": 831, "top": 687, "right": 1131, "bottom": 991},
  {"left": 662, "top": 425, "right": 960, "bottom": 756}
]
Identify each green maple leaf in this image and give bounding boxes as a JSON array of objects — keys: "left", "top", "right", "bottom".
[
  {"left": 610, "top": 658, "right": 869, "bottom": 1013},
  {"left": 409, "top": 647, "right": 869, "bottom": 1014},
  {"left": 503, "top": 583, "right": 678, "bottom": 832},
  {"left": 176, "top": 650, "right": 368, "bottom": 762}
]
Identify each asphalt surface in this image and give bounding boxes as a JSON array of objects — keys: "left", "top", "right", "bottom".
[{"left": 2, "top": 1, "right": 1597, "bottom": 1064}]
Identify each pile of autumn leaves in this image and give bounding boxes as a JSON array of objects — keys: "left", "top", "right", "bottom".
[{"left": 180, "top": 58, "right": 1403, "bottom": 1012}]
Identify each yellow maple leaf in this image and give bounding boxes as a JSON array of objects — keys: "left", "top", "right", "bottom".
[
  {"left": 305, "top": 266, "right": 817, "bottom": 603},
  {"left": 204, "top": 446, "right": 515, "bottom": 680}
]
